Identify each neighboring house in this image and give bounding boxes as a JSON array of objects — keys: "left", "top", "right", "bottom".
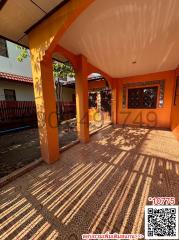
[
  {"left": 0, "top": 38, "right": 110, "bottom": 129},
  {"left": 0, "top": 38, "right": 76, "bottom": 129},
  {"left": 0, "top": 39, "right": 34, "bottom": 102},
  {"left": 0, "top": 72, "right": 34, "bottom": 101},
  {"left": 0, "top": 38, "right": 76, "bottom": 103}
]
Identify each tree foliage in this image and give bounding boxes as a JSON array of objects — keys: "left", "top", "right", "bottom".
[
  {"left": 16, "top": 45, "right": 29, "bottom": 62},
  {"left": 16, "top": 45, "right": 75, "bottom": 80},
  {"left": 53, "top": 61, "right": 75, "bottom": 80}
]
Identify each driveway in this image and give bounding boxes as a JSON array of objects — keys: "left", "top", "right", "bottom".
[{"left": 0, "top": 119, "right": 110, "bottom": 178}]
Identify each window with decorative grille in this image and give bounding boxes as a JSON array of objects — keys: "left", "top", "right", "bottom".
[
  {"left": 0, "top": 38, "right": 8, "bottom": 57},
  {"left": 128, "top": 86, "right": 158, "bottom": 109}
]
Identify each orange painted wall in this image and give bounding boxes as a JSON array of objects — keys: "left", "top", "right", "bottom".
[
  {"left": 171, "top": 68, "right": 179, "bottom": 140},
  {"left": 116, "top": 70, "right": 175, "bottom": 129}
]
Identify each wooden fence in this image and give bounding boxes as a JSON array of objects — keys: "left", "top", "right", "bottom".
[
  {"left": 58, "top": 101, "right": 76, "bottom": 114},
  {"left": 0, "top": 101, "right": 37, "bottom": 129},
  {"left": 0, "top": 101, "right": 36, "bottom": 121},
  {"left": 0, "top": 100, "right": 76, "bottom": 129}
]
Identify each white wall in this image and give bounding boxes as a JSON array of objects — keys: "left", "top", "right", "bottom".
[
  {"left": 0, "top": 40, "right": 75, "bottom": 102},
  {"left": 0, "top": 41, "right": 32, "bottom": 77},
  {"left": 61, "top": 87, "right": 75, "bottom": 102},
  {"left": 0, "top": 80, "right": 34, "bottom": 101},
  {"left": 0, "top": 40, "right": 34, "bottom": 101},
  {"left": 0, "top": 80, "right": 75, "bottom": 102}
]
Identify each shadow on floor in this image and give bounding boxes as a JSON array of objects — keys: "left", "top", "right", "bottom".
[
  {"left": 0, "top": 126, "right": 179, "bottom": 239},
  {"left": 0, "top": 119, "right": 111, "bottom": 178}
]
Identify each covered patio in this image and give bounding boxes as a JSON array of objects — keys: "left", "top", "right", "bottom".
[
  {"left": 1, "top": 0, "right": 179, "bottom": 164},
  {"left": 1, "top": 0, "right": 179, "bottom": 238},
  {"left": 1, "top": 125, "right": 179, "bottom": 239}
]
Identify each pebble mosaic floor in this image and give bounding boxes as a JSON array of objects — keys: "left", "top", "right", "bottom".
[{"left": 0, "top": 125, "right": 179, "bottom": 239}]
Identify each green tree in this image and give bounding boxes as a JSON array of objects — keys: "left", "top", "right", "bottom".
[
  {"left": 53, "top": 61, "right": 75, "bottom": 80},
  {"left": 16, "top": 45, "right": 75, "bottom": 80}
]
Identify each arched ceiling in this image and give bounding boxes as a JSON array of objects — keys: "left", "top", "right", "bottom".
[{"left": 60, "top": 0, "right": 179, "bottom": 78}]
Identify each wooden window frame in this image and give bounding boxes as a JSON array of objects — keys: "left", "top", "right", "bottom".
[
  {"left": 174, "top": 76, "right": 179, "bottom": 105},
  {"left": 4, "top": 89, "right": 16, "bottom": 101}
]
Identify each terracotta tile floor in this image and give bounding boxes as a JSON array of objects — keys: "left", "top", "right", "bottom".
[{"left": 0, "top": 125, "right": 179, "bottom": 240}]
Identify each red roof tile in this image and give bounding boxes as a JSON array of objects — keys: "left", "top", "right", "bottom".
[{"left": 0, "top": 72, "right": 33, "bottom": 84}]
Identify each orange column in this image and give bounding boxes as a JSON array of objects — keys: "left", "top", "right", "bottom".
[
  {"left": 111, "top": 79, "right": 118, "bottom": 124},
  {"left": 75, "top": 55, "right": 89, "bottom": 143},
  {"left": 31, "top": 55, "right": 60, "bottom": 163}
]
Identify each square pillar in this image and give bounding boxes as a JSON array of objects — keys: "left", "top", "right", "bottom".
[
  {"left": 111, "top": 79, "right": 118, "bottom": 124},
  {"left": 75, "top": 55, "right": 89, "bottom": 143},
  {"left": 31, "top": 56, "right": 60, "bottom": 163}
]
